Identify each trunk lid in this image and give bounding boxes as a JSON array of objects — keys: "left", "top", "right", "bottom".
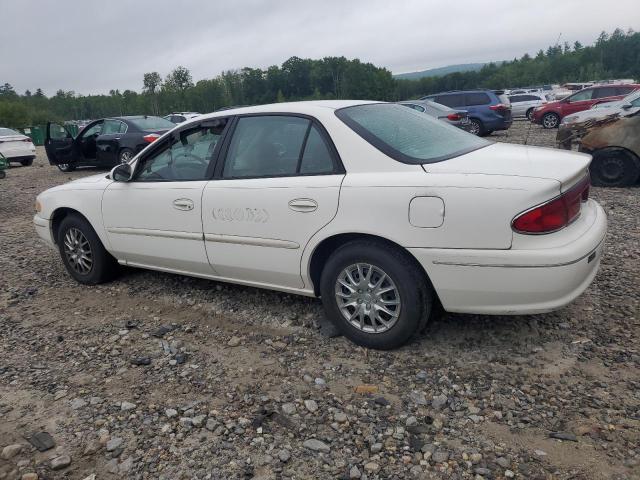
[{"left": 423, "top": 143, "right": 590, "bottom": 190}]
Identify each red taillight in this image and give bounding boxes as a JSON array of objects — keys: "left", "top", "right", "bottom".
[
  {"left": 143, "top": 134, "right": 160, "bottom": 143},
  {"left": 489, "top": 104, "right": 510, "bottom": 111},
  {"left": 446, "top": 113, "right": 462, "bottom": 121},
  {"left": 512, "top": 176, "right": 590, "bottom": 234}
]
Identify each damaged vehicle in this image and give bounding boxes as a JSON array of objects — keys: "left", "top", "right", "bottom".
[
  {"left": 34, "top": 101, "right": 606, "bottom": 350},
  {"left": 557, "top": 94, "right": 640, "bottom": 187}
]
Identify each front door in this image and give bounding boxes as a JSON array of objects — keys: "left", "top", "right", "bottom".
[
  {"left": 202, "top": 114, "right": 344, "bottom": 289},
  {"left": 44, "top": 122, "right": 78, "bottom": 166},
  {"left": 563, "top": 89, "right": 595, "bottom": 116},
  {"left": 102, "top": 121, "right": 227, "bottom": 275}
]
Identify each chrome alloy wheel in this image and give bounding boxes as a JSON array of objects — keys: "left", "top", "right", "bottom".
[
  {"left": 120, "top": 150, "right": 133, "bottom": 162},
  {"left": 334, "top": 263, "right": 401, "bottom": 333},
  {"left": 63, "top": 227, "right": 93, "bottom": 274}
]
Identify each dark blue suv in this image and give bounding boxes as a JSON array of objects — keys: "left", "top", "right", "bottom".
[{"left": 421, "top": 90, "right": 512, "bottom": 136}]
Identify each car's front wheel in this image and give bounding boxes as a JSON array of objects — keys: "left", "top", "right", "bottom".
[
  {"left": 57, "top": 214, "right": 119, "bottom": 284},
  {"left": 320, "top": 240, "right": 432, "bottom": 349},
  {"left": 21, "top": 158, "right": 34, "bottom": 166},
  {"left": 542, "top": 112, "right": 560, "bottom": 129}
]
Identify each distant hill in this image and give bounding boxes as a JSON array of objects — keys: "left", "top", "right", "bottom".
[{"left": 394, "top": 63, "right": 488, "bottom": 80}]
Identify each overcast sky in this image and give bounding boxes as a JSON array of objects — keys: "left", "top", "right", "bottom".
[{"left": 1, "top": 0, "right": 636, "bottom": 96}]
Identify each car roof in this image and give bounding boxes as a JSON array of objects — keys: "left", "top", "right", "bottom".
[{"left": 193, "top": 100, "right": 379, "bottom": 120}]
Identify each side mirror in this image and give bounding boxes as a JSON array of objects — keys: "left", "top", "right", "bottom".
[
  {"left": 621, "top": 103, "right": 633, "bottom": 110},
  {"left": 111, "top": 163, "right": 132, "bottom": 182}
]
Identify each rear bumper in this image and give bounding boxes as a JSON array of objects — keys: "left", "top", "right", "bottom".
[
  {"left": 33, "top": 215, "right": 56, "bottom": 249},
  {"left": 410, "top": 201, "right": 607, "bottom": 315}
]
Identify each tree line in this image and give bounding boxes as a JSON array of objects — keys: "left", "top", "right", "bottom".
[{"left": 0, "top": 28, "right": 638, "bottom": 128}]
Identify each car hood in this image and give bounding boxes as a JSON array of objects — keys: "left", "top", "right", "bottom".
[
  {"left": 563, "top": 106, "right": 638, "bottom": 125},
  {"left": 43, "top": 173, "right": 112, "bottom": 194},
  {"left": 423, "top": 143, "right": 590, "bottom": 189}
]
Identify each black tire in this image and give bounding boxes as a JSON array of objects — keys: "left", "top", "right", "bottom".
[
  {"left": 590, "top": 149, "right": 640, "bottom": 187},
  {"left": 0, "top": 170, "right": 5, "bottom": 179},
  {"left": 468, "top": 118, "right": 484, "bottom": 136},
  {"left": 20, "top": 158, "right": 34, "bottom": 166},
  {"left": 526, "top": 108, "right": 535, "bottom": 121},
  {"left": 118, "top": 148, "right": 134, "bottom": 163},
  {"left": 320, "top": 240, "right": 432, "bottom": 350},
  {"left": 57, "top": 214, "right": 119, "bottom": 284},
  {"left": 57, "top": 163, "right": 76, "bottom": 172},
  {"left": 542, "top": 112, "right": 560, "bottom": 129}
]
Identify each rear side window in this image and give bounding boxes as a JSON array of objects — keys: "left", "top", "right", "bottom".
[
  {"left": 465, "top": 93, "right": 491, "bottom": 106},
  {"left": 223, "top": 116, "right": 337, "bottom": 178},
  {"left": 509, "top": 95, "right": 524, "bottom": 103},
  {"left": 615, "top": 86, "right": 633, "bottom": 96},
  {"left": 594, "top": 87, "right": 618, "bottom": 99},
  {"left": 129, "top": 116, "right": 175, "bottom": 131},
  {"left": 435, "top": 94, "right": 464, "bottom": 108},
  {"left": 336, "top": 103, "right": 488, "bottom": 164}
]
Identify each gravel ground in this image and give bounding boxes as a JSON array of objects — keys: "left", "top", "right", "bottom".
[{"left": 1, "top": 120, "right": 639, "bottom": 480}]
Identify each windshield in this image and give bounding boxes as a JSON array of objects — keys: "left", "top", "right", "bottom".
[
  {"left": 0, "top": 128, "right": 20, "bottom": 136},
  {"left": 129, "top": 116, "right": 175, "bottom": 131},
  {"left": 336, "top": 103, "right": 488, "bottom": 164}
]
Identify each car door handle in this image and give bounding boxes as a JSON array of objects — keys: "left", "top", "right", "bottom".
[
  {"left": 173, "top": 198, "right": 194, "bottom": 211},
  {"left": 288, "top": 198, "right": 318, "bottom": 212}
]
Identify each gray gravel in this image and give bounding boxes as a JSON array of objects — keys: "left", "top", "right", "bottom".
[{"left": 1, "top": 120, "right": 639, "bottom": 479}]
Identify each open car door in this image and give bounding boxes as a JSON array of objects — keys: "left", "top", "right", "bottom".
[{"left": 44, "top": 122, "right": 79, "bottom": 166}]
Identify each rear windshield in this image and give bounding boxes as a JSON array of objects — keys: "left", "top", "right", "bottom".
[
  {"left": 129, "top": 116, "right": 175, "bottom": 131},
  {"left": 0, "top": 128, "right": 20, "bottom": 136},
  {"left": 336, "top": 103, "right": 489, "bottom": 164}
]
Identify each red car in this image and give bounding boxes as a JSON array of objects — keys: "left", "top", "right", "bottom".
[{"left": 532, "top": 84, "right": 640, "bottom": 128}]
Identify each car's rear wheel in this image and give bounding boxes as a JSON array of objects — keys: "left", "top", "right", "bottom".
[
  {"left": 57, "top": 163, "right": 76, "bottom": 172},
  {"left": 57, "top": 214, "right": 119, "bottom": 284},
  {"left": 118, "top": 148, "right": 134, "bottom": 163},
  {"left": 542, "top": 112, "right": 560, "bottom": 129},
  {"left": 590, "top": 149, "right": 640, "bottom": 187},
  {"left": 526, "top": 108, "right": 535, "bottom": 121},
  {"left": 320, "top": 240, "right": 432, "bottom": 349},
  {"left": 468, "top": 118, "right": 484, "bottom": 136},
  {"left": 21, "top": 158, "right": 34, "bottom": 166},
  {"left": 0, "top": 170, "right": 5, "bottom": 179}
]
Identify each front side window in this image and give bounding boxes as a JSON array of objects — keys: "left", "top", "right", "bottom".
[
  {"left": 222, "top": 116, "right": 336, "bottom": 178},
  {"left": 81, "top": 122, "right": 103, "bottom": 138},
  {"left": 568, "top": 89, "right": 594, "bottom": 102},
  {"left": 336, "top": 103, "right": 489, "bottom": 164},
  {"left": 135, "top": 123, "right": 225, "bottom": 181}
]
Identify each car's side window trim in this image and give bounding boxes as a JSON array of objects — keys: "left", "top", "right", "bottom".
[{"left": 212, "top": 112, "right": 345, "bottom": 180}]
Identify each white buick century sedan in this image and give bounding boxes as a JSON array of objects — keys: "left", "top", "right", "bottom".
[{"left": 34, "top": 101, "right": 607, "bottom": 349}]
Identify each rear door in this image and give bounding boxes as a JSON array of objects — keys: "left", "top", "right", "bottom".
[
  {"left": 96, "top": 119, "right": 127, "bottom": 165},
  {"left": 202, "top": 114, "right": 345, "bottom": 289},
  {"left": 44, "top": 122, "right": 79, "bottom": 165}
]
